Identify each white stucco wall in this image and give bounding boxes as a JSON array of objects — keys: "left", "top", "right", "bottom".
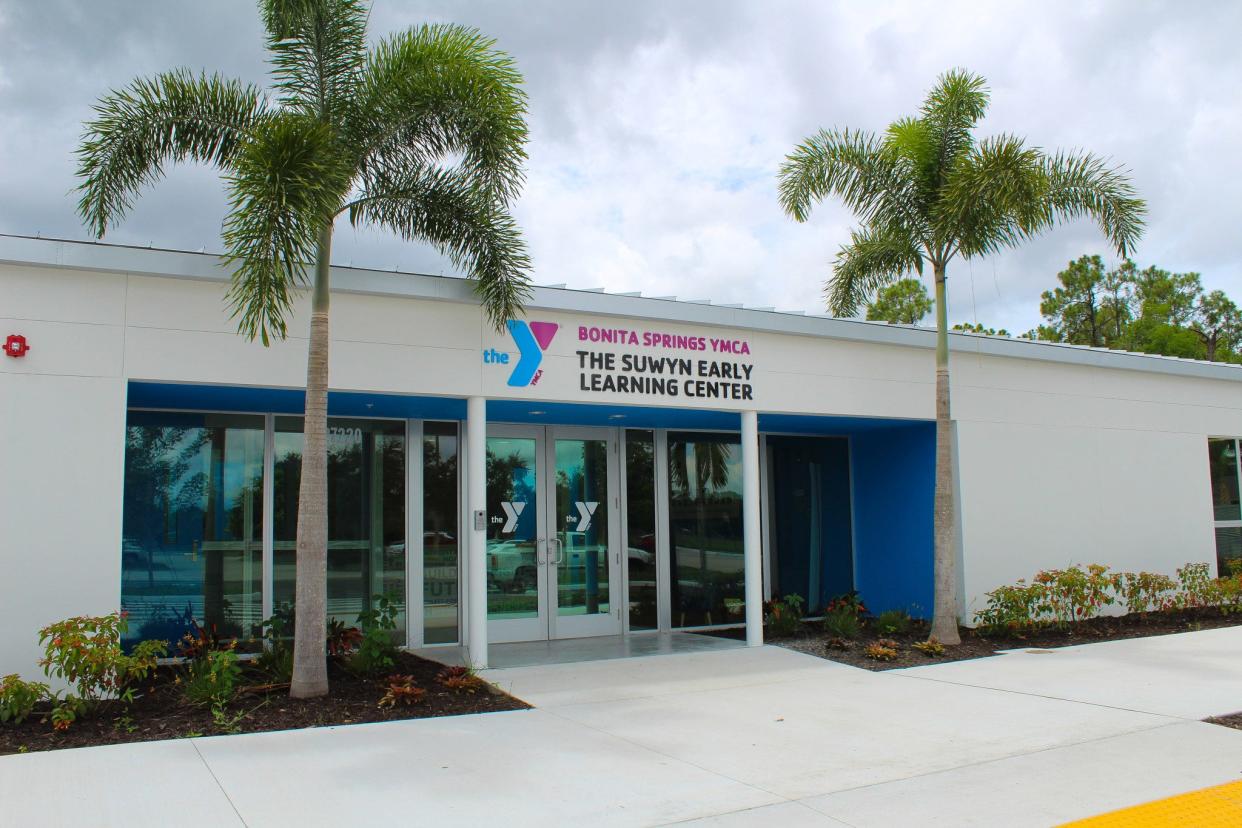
[{"left": 0, "top": 265, "right": 128, "bottom": 681}]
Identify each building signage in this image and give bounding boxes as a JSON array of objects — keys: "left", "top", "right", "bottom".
[{"left": 485, "top": 320, "right": 756, "bottom": 401}]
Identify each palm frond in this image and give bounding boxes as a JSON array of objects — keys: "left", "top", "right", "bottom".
[
  {"left": 921, "top": 68, "right": 988, "bottom": 182},
  {"left": 351, "top": 24, "right": 528, "bottom": 204},
  {"left": 221, "top": 113, "right": 351, "bottom": 344},
  {"left": 826, "top": 222, "right": 924, "bottom": 317},
  {"left": 778, "top": 128, "right": 924, "bottom": 237},
  {"left": 1042, "top": 150, "right": 1146, "bottom": 258},
  {"left": 76, "top": 70, "right": 268, "bottom": 237},
  {"left": 261, "top": 0, "right": 368, "bottom": 121},
  {"left": 937, "top": 134, "right": 1047, "bottom": 257},
  {"left": 346, "top": 164, "right": 531, "bottom": 329}
]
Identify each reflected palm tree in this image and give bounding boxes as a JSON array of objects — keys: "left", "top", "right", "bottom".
[{"left": 668, "top": 438, "right": 734, "bottom": 624}]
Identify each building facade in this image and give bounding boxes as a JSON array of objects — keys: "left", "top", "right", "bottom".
[{"left": 1, "top": 234, "right": 1239, "bottom": 673}]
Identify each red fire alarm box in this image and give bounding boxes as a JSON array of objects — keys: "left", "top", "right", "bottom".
[{"left": 4, "top": 334, "right": 29, "bottom": 358}]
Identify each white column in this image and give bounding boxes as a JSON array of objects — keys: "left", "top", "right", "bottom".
[
  {"left": 741, "top": 410, "right": 764, "bottom": 646},
  {"left": 466, "top": 396, "right": 488, "bottom": 668}
]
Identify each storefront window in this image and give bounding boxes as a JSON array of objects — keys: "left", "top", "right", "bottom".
[
  {"left": 667, "top": 432, "right": 745, "bottom": 627},
  {"left": 121, "top": 412, "right": 263, "bottom": 649},
  {"left": 423, "top": 422, "right": 460, "bottom": 644},
  {"left": 273, "top": 417, "right": 406, "bottom": 643},
  {"left": 625, "top": 430, "right": 658, "bottom": 630},
  {"left": 1210, "top": 438, "right": 1242, "bottom": 574}
]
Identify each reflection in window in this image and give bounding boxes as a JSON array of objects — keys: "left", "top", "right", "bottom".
[
  {"left": 273, "top": 417, "right": 406, "bottom": 643},
  {"left": 485, "top": 437, "right": 540, "bottom": 620},
  {"left": 667, "top": 432, "right": 745, "bottom": 627},
  {"left": 625, "top": 430, "right": 657, "bottom": 630},
  {"left": 423, "top": 422, "right": 459, "bottom": 644},
  {"left": 1209, "top": 439, "right": 1241, "bottom": 521},
  {"left": 1211, "top": 438, "right": 1242, "bottom": 574},
  {"left": 121, "top": 412, "right": 263, "bottom": 649}
]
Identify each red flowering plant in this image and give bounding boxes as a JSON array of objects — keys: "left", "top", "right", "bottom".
[{"left": 38, "top": 611, "right": 167, "bottom": 730}]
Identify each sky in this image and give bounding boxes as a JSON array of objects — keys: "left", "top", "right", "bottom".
[{"left": 1, "top": 0, "right": 1238, "bottom": 334}]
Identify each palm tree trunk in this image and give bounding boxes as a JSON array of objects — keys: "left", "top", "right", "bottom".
[
  {"left": 930, "top": 264, "right": 961, "bottom": 645},
  {"left": 290, "top": 224, "right": 332, "bottom": 698}
]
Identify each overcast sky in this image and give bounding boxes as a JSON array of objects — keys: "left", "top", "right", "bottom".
[{"left": 1, "top": 1, "right": 1238, "bottom": 333}]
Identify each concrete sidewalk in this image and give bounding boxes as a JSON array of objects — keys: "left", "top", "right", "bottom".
[{"left": 3, "top": 629, "right": 1242, "bottom": 827}]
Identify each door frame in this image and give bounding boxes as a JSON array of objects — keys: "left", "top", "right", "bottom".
[
  {"left": 546, "top": 425, "right": 623, "bottom": 640},
  {"left": 485, "top": 424, "right": 551, "bottom": 644},
  {"left": 484, "top": 423, "right": 622, "bottom": 643}
]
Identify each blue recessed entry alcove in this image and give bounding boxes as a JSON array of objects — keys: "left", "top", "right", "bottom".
[{"left": 126, "top": 381, "right": 935, "bottom": 619}]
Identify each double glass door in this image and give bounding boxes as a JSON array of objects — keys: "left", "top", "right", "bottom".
[{"left": 485, "top": 425, "right": 620, "bottom": 643}]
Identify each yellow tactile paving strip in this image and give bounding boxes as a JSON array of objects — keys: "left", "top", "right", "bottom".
[{"left": 1059, "top": 778, "right": 1242, "bottom": 826}]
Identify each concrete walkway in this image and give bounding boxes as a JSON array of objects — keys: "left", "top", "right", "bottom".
[{"left": 3, "top": 628, "right": 1242, "bottom": 827}]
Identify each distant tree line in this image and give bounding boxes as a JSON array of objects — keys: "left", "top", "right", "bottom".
[{"left": 864, "top": 257, "right": 1241, "bottom": 363}]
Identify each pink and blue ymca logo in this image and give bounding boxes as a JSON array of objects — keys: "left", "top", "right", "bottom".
[{"left": 503, "top": 320, "right": 559, "bottom": 386}]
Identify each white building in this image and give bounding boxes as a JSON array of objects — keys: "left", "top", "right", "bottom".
[{"left": 1, "top": 234, "right": 1239, "bottom": 674}]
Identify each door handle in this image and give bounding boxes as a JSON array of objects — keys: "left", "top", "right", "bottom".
[
  {"left": 549, "top": 537, "right": 564, "bottom": 566},
  {"left": 536, "top": 536, "right": 546, "bottom": 565}
]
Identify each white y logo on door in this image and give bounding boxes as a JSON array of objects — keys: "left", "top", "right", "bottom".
[
  {"left": 571, "top": 501, "right": 599, "bottom": 532},
  {"left": 500, "top": 501, "right": 526, "bottom": 533}
]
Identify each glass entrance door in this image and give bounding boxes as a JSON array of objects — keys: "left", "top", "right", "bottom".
[{"left": 485, "top": 425, "right": 620, "bottom": 643}]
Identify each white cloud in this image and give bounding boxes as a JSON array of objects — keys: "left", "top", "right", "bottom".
[{"left": 1, "top": 0, "right": 1237, "bottom": 336}]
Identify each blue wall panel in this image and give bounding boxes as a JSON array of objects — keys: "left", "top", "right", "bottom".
[{"left": 850, "top": 423, "right": 935, "bottom": 617}]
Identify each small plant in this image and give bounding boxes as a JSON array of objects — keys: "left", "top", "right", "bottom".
[
  {"left": 183, "top": 649, "right": 242, "bottom": 707},
  {"left": 825, "top": 591, "right": 867, "bottom": 618},
  {"left": 113, "top": 713, "right": 138, "bottom": 734},
  {"left": 912, "top": 638, "right": 946, "bottom": 657},
  {"left": 0, "top": 674, "right": 49, "bottom": 725},
  {"left": 327, "top": 619, "right": 363, "bottom": 657},
  {"left": 210, "top": 700, "right": 248, "bottom": 735},
  {"left": 875, "top": 609, "right": 913, "bottom": 636},
  {"left": 824, "top": 636, "right": 852, "bottom": 651},
  {"left": 436, "top": 665, "right": 486, "bottom": 693},
  {"left": 1176, "top": 563, "right": 1214, "bottom": 609},
  {"left": 822, "top": 605, "right": 862, "bottom": 639},
  {"left": 256, "top": 605, "right": 295, "bottom": 682},
  {"left": 864, "top": 642, "right": 899, "bottom": 662},
  {"left": 38, "top": 613, "right": 168, "bottom": 716},
  {"left": 350, "top": 595, "right": 401, "bottom": 675},
  {"left": 177, "top": 619, "right": 233, "bottom": 661},
  {"left": 763, "top": 594, "right": 805, "bottom": 638},
  {"left": 378, "top": 675, "right": 426, "bottom": 708},
  {"left": 1116, "top": 571, "right": 1177, "bottom": 615}
]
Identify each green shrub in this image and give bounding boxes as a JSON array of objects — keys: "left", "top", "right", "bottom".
[
  {"left": 1116, "top": 571, "right": 1177, "bottom": 614},
  {"left": 0, "top": 674, "right": 49, "bottom": 725},
  {"left": 38, "top": 613, "right": 167, "bottom": 713},
  {"left": 1175, "top": 563, "right": 1214, "bottom": 609},
  {"left": 257, "top": 605, "right": 295, "bottom": 682},
  {"left": 350, "top": 594, "right": 401, "bottom": 675},
  {"left": 1032, "top": 564, "right": 1118, "bottom": 627},
  {"left": 974, "top": 580, "right": 1044, "bottom": 634},
  {"left": 822, "top": 605, "right": 861, "bottom": 639},
  {"left": 875, "top": 609, "right": 913, "bottom": 636},
  {"left": 912, "top": 638, "right": 946, "bottom": 657},
  {"left": 764, "top": 594, "right": 805, "bottom": 638},
  {"left": 184, "top": 649, "right": 242, "bottom": 707}
]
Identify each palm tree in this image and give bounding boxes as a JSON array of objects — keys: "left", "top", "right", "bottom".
[
  {"left": 778, "top": 69, "right": 1144, "bottom": 644},
  {"left": 77, "top": 0, "right": 531, "bottom": 696}
]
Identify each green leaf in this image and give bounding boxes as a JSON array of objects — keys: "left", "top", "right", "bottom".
[{"left": 75, "top": 70, "right": 269, "bottom": 237}]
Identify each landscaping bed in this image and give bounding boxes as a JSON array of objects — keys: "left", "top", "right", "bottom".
[
  {"left": 0, "top": 651, "right": 527, "bottom": 756},
  {"left": 700, "top": 562, "right": 1242, "bottom": 671},
  {"left": 759, "top": 607, "right": 1242, "bottom": 671}
]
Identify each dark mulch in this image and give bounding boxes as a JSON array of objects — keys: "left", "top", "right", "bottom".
[
  {"left": 0, "top": 652, "right": 527, "bottom": 756},
  {"left": 700, "top": 606, "right": 1242, "bottom": 672},
  {"left": 1205, "top": 712, "right": 1242, "bottom": 731}
]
